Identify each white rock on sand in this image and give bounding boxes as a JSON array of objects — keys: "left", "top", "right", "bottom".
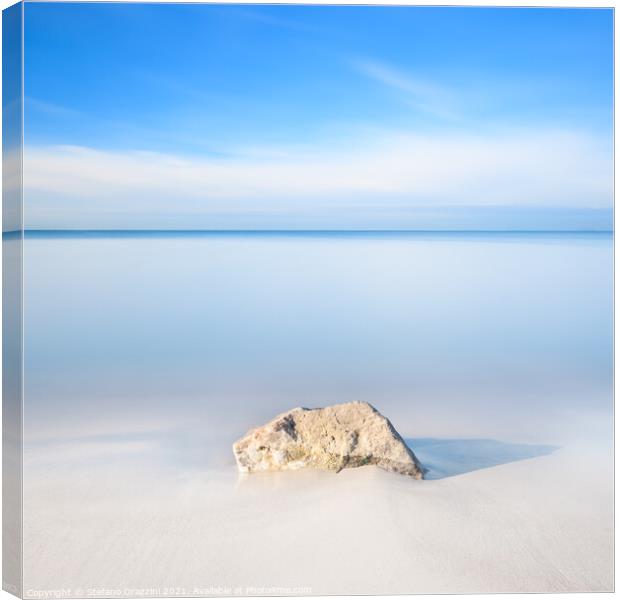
[{"left": 232, "top": 401, "right": 424, "bottom": 478}]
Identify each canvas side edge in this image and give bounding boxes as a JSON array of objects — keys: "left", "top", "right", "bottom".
[{"left": 2, "top": 2, "right": 24, "bottom": 598}]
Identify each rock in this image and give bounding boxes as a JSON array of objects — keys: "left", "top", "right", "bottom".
[{"left": 232, "top": 401, "right": 424, "bottom": 479}]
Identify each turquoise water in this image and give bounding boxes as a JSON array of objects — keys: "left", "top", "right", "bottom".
[{"left": 22, "top": 231, "right": 613, "bottom": 464}]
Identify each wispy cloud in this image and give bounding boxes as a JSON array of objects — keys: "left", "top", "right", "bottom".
[
  {"left": 25, "top": 97, "right": 86, "bottom": 119},
  {"left": 218, "top": 6, "right": 331, "bottom": 35},
  {"left": 352, "top": 59, "right": 460, "bottom": 120},
  {"left": 22, "top": 125, "right": 612, "bottom": 229},
  {"left": 25, "top": 127, "right": 611, "bottom": 202}
]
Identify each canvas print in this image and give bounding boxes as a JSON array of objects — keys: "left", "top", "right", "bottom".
[{"left": 2, "top": 2, "right": 614, "bottom": 597}]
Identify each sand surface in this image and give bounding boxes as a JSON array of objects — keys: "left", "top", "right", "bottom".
[{"left": 22, "top": 431, "right": 613, "bottom": 596}]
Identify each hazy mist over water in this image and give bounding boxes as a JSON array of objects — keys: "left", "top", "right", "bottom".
[{"left": 22, "top": 232, "right": 613, "bottom": 467}]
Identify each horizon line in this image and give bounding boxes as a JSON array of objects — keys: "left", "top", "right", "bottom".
[{"left": 3, "top": 228, "right": 614, "bottom": 235}]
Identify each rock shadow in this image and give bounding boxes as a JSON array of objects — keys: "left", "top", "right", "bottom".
[{"left": 405, "top": 437, "right": 558, "bottom": 480}]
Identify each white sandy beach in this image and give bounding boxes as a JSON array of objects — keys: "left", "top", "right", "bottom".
[{"left": 22, "top": 423, "right": 613, "bottom": 596}]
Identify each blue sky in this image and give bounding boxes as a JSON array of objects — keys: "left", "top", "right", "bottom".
[{"left": 22, "top": 3, "right": 613, "bottom": 230}]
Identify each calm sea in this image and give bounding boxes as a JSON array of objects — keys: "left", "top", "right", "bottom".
[{"left": 21, "top": 231, "right": 613, "bottom": 466}]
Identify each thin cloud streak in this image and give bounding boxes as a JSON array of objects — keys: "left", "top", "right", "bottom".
[{"left": 352, "top": 59, "right": 460, "bottom": 120}]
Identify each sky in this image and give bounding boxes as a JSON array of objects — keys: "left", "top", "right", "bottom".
[{"left": 21, "top": 3, "right": 613, "bottom": 230}]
